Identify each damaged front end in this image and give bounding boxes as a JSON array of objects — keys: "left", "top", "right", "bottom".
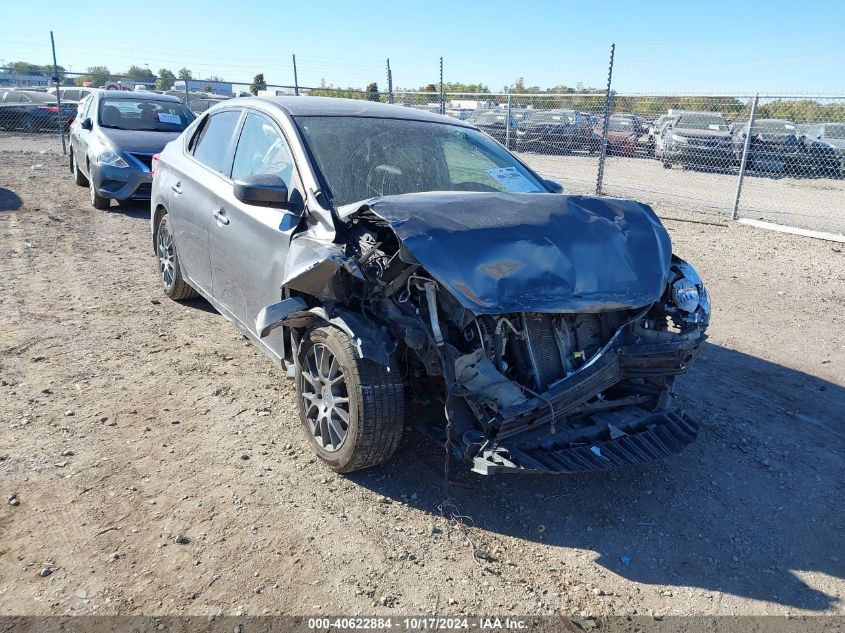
[{"left": 264, "top": 192, "right": 710, "bottom": 475}]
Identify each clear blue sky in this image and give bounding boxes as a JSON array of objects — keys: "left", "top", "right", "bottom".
[{"left": 1, "top": 0, "right": 843, "bottom": 94}]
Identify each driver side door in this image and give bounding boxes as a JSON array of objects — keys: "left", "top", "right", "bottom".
[{"left": 208, "top": 110, "right": 304, "bottom": 362}]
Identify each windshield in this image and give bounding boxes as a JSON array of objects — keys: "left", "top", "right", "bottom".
[
  {"left": 472, "top": 111, "right": 508, "bottom": 125},
  {"left": 823, "top": 124, "right": 845, "bottom": 139},
  {"left": 295, "top": 116, "right": 547, "bottom": 206},
  {"left": 98, "top": 98, "right": 194, "bottom": 132},
  {"left": 530, "top": 111, "right": 576, "bottom": 125},
  {"left": 676, "top": 114, "right": 728, "bottom": 131},
  {"left": 607, "top": 118, "right": 635, "bottom": 132},
  {"left": 752, "top": 120, "right": 797, "bottom": 134}
]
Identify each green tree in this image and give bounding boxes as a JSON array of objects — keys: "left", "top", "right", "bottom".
[
  {"left": 366, "top": 82, "right": 379, "bottom": 101},
  {"left": 125, "top": 65, "right": 155, "bottom": 83},
  {"left": 156, "top": 68, "right": 176, "bottom": 90},
  {"left": 177, "top": 67, "right": 192, "bottom": 81},
  {"left": 75, "top": 65, "right": 111, "bottom": 86},
  {"left": 250, "top": 73, "right": 267, "bottom": 96}
]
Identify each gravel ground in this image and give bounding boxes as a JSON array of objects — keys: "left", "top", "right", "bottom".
[{"left": 1, "top": 154, "right": 843, "bottom": 618}]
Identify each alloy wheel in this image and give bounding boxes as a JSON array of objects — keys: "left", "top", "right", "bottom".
[
  {"left": 299, "top": 343, "right": 350, "bottom": 452},
  {"left": 157, "top": 221, "right": 175, "bottom": 292}
]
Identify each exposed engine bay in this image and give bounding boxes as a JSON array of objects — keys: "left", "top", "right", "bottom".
[{"left": 261, "top": 192, "right": 710, "bottom": 474}]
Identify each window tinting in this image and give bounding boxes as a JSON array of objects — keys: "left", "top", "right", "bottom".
[{"left": 192, "top": 110, "right": 242, "bottom": 175}]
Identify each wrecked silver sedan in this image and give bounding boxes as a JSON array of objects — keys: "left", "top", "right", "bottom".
[{"left": 150, "top": 97, "right": 709, "bottom": 475}]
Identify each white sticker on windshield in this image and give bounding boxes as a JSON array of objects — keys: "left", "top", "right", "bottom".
[
  {"left": 785, "top": 124, "right": 795, "bottom": 130},
  {"left": 158, "top": 112, "right": 181, "bottom": 124},
  {"left": 487, "top": 167, "right": 542, "bottom": 193},
  {"left": 708, "top": 124, "right": 721, "bottom": 130}
]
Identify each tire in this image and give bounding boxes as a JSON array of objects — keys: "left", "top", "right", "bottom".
[
  {"left": 71, "top": 151, "right": 88, "bottom": 187},
  {"left": 88, "top": 169, "right": 110, "bottom": 210},
  {"left": 155, "top": 213, "right": 198, "bottom": 301},
  {"left": 296, "top": 326, "right": 404, "bottom": 473}
]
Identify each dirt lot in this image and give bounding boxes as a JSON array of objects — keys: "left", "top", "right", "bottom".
[{"left": 1, "top": 153, "right": 843, "bottom": 618}]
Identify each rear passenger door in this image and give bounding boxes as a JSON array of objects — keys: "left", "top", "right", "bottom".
[
  {"left": 168, "top": 108, "right": 243, "bottom": 295},
  {"left": 208, "top": 110, "right": 304, "bottom": 357}
]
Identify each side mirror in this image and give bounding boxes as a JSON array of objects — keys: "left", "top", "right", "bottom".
[
  {"left": 544, "top": 179, "right": 564, "bottom": 193},
  {"left": 233, "top": 174, "right": 290, "bottom": 209},
  {"left": 81, "top": 117, "right": 93, "bottom": 130}
]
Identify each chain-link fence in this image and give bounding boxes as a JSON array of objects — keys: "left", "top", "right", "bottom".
[{"left": 2, "top": 66, "right": 843, "bottom": 237}]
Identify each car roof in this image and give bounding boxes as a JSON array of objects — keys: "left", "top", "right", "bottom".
[
  {"left": 5, "top": 91, "right": 58, "bottom": 102},
  {"left": 233, "top": 95, "right": 474, "bottom": 126},
  {"left": 94, "top": 89, "right": 181, "bottom": 102}
]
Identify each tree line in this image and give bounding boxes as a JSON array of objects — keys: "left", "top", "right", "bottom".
[{"left": 3, "top": 62, "right": 843, "bottom": 122}]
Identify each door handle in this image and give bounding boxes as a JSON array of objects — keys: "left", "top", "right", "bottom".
[
  {"left": 171, "top": 181, "right": 182, "bottom": 194},
  {"left": 213, "top": 208, "right": 230, "bottom": 225}
]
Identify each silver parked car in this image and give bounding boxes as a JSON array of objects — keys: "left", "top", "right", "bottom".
[
  {"left": 151, "top": 97, "right": 709, "bottom": 476},
  {"left": 68, "top": 90, "right": 194, "bottom": 208}
]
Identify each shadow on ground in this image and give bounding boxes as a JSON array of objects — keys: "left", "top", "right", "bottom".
[
  {"left": 349, "top": 342, "right": 845, "bottom": 611},
  {"left": 0, "top": 188, "right": 23, "bottom": 212}
]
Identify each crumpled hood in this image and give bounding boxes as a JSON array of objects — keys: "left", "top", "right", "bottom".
[
  {"left": 98, "top": 127, "right": 182, "bottom": 154},
  {"left": 339, "top": 192, "right": 672, "bottom": 314}
]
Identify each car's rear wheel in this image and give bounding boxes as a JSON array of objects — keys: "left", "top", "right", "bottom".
[
  {"left": 296, "top": 326, "right": 404, "bottom": 473},
  {"left": 71, "top": 150, "right": 88, "bottom": 186},
  {"left": 155, "top": 212, "right": 198, "bottom": 300},
  {"left": 88, "top": 170, "right": 110, "bottom": 210}
]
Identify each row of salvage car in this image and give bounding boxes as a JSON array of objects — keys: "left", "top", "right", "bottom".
[
  {"left": 64, "top": 89, "right": 710, "bottom": 476},
  {"left": 453, "top": 106, "right": 845, "bottom": 178}
]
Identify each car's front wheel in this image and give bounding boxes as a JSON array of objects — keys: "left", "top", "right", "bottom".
[
  {"left": 155, "top": 212, "right": 198, "bottom": 300},
  {"left": 71, "top": 150, "right": 88, "bottom": 186},
  {"left": 296, "top": 326, "right": 404, "bottom": 473},
  {"left": 88, "top": 170, "right": 110, "bottom": 209}
]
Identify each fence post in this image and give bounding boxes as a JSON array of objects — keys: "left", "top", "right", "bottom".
[
  {"left": 183, "top": 78, "right": 189, "bottom": 105},
  {"left": 505, "top": 93, "right": 512, "bottom": 150},
  {"left": 292, "top": 54, "right": 299, "bottom": 96},
  {"left": 595, "top": 43, "right": 615, "bottom": 196},
  {"left": 386, "top": 59, "right": 393, "bottom": 104},
  {"left": 49, "top": 31, "right": 66, "bottom": 155},
  {"left": 732, "top": 93, "right": 758, "bottom": 221},
  {"left": 439, "top": 56, "right": 444, "bottom": 114}
]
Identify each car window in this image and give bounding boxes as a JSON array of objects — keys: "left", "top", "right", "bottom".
[
  {"left": 442, "top": 137, "right": 520, "bottom": 192},
  {"left": 83, "top": 96, "right": 95, "bottom": 120},
  {"left": 4, "top": 92, "right": 22, "bottom": 103},
  {"left": 192, "top": 110, "right": 242, "bottom": 175},
  {"left": 231, "top": 112, "right": 293, "bottom": 185},
  {"left": 98, "top": 97, "right": 194, "bottom": 132}
]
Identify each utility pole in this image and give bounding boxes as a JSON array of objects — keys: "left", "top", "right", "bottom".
[
  {"left": 386, "top": 58, "right": 393, "bottom": 104},
  {"left": 49, "top": 31, "right": 66, "bottom": 155},
  {"left": 595, "top": 43, "right": 615, "bottom": 196},
  {"left": 292, "top": 54, "right": 299, "bottom": 96},
  {"left": 439, "top": 56, "right": 444, "bottom": 114}
]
